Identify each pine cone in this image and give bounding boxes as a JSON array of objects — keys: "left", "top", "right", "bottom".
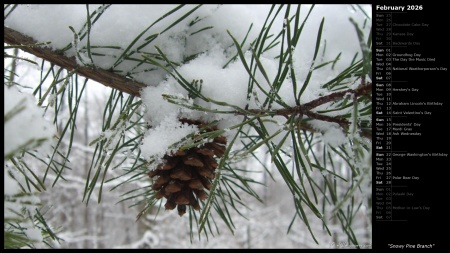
[{"left": 148, "top": 118, "right": 226, "bottom": 216}]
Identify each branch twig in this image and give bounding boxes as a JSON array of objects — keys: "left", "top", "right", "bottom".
[
  {"left": 302, "top": 82, "right": 372, "bottom": 111},
  {"left": 4, "top": 26, "right": 147, "bottom": 97},
  {"left": 238, "top": 82, "right": 372, "bottom": 140}
]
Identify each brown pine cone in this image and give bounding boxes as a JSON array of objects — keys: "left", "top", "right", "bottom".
[{"left": 148, "top": 118, "right": 227, "bottom": 216}]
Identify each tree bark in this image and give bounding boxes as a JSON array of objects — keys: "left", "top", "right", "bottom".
[{"left": 4, "top": 26, "right": 147, "bottom": 97}]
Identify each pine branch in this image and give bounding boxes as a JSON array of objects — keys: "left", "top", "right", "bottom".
[
  {"left": 302, "top": 82, "right": 372, "bottom": 111},
  {"left": 4, "top": 26, "right": 147, "bottom": 97},
  {"left": 4, "top": 26, "right": 372, "bottom": 140},
  {"left": 241, "top": 82, "right": 372, "bottom": 139}
]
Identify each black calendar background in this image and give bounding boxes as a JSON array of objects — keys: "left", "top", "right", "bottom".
[{"left": 372, "top": 2, "right": 448, "bottom": 249}]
